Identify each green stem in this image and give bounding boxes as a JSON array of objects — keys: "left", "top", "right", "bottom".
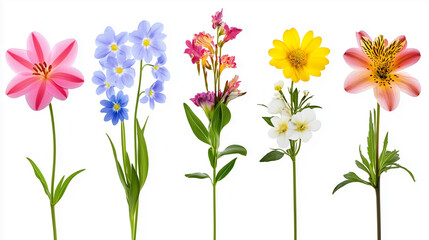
[
  {"left": 213, "top": 168, "right": 217, "bottom": 240},
  {"left": 48, "top": 103, "right": 58, "bottom": 240},
  {"left": 129, "top": 211, "right": 135, "bottom": 240},
  {"left": 134, "top": 202, "right": 139, "bottom": 240},
  {"left": 134, "top": 60, "right": 144, "bottom": 168},
  {"left": 375, "top": 103, "right": 381, "bottom": 240},
  {"left": 292, "top": 156, "right": 297, "bottom": 240}
]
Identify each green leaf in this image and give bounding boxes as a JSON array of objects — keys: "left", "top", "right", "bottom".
[
  {"left": 355, "top": 160, "right": 369, "bottom": 175},
  {"left": 208, "top": 147, "right": 216, "bottom": 168},
  {"left": 216, "top": 158, "right": 236, "bottom": 182},
  {"left": 260, "top": 150, "right": 285, "bottom": 162},
  {"left": 127, "top": 165, "right": 140, "bottom": 213},
  {"left": 390, "top": 163, "right": 415, "bottom": 182},
  {"left": 343, "top": 172, "right": 372, "bottom": 186},
  {"left": 185, "top": 172, "right": 211, "bottom": 180},
  {"left": 53, "top": 176, "right": 65, "bottom": 204},
  {"left": 53, "top": 169, "right": 85, "bottom": 205},
  {"left": 136, "top": 119, "right": 149, "bottom": 188},
  {"left": 107, "top": 134, "right": 128, "bottom": 189},
  {"left": 332, "top": 180, "right": 354, "bottom": 194},
  {"left": 218, "top": 144, "right": 247, "bottom": 158},
  {"left": 262, "top": 117, "right": 274, "bottom": 127},
  {"left": 208, "top": 126, "right": 220, "bottom": 150},
  {"left": 220, "top": 103, "right": 231, "bottom": 130},
  {"left": 183, "top": 103, "right": 210, "bottom": 145},
  {"left": 26, "top": 157, "right": 50, "bottom": 199}
]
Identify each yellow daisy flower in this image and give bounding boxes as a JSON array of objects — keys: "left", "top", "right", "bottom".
[{"left": 268, "top": 28, "right": 330, "bottom": 83}]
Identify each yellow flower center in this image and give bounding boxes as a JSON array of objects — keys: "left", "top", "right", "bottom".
[
  {"left": 143, "top": 39, "right": 150, "bottom": 47},
  {"left": 116, "top": 67, "right": 123, "bottom": 74},
  {"left": 105, "top": 82, "right": 111, "bottom": 87},
  {"left": 113, "top": 103, "right": 120, "bottom": 111},
  {"left": 275, "top": 85, "right": 282, "bottom": 91},
  {"left": 296, "top": 122, "right": 308, "bottom": 132},
  {"left": 154, "top": 65, "right": 159, "bottom": 70},
  {"left": 361, "top": 35, "right": 405, "bottom": 88},
  {"left": 149, "top": 90, "right": 154, "bottom": 96},
  {"left": 111, "top": 44, "right": 118, "bottom": 51},
  {"left": 287, "top": 49, "right": 308, "bottom": 69},
  {"left": 278, "top": 122, "right": 288, "bottom": 134}
]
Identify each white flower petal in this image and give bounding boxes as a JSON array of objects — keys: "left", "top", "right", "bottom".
[
  {"left": 287, "top": 121, "right": 297, "bottom": 130},
  {"left": 301, "top": 130, "right": 313, "bottom": 142},
  {"left": 301, "top": 108, "right": 316, "bottom": 121},
  {"left": 309, "top": 120, "right": 321, "bottom": 131},
  {"left": 277, "top": 134, "right": 290, "bottom": 148},
  {"left": 287, "top": 129, "right": 299, "bottom": 140},
  {"left": 268, "top": 128, "right": 279, "bottom": 138},
  {"left": 270, "top": 116, "right": 281, "bottom": 127},
  {"left": 267, "top": 99, "right": 285, "bottom": 114}
]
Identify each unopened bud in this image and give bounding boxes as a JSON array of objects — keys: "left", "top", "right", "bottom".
[{"left": 303, "top": 90, "right": 309, "bottom": 97}]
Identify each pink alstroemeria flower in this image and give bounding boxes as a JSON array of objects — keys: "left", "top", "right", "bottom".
[
  {"left": 194, "top": 32, "right": 214, "bottom": 53},
  {"left": 211, "top": 9, "right": 224, "bottom": 29},
  {"left": 191, "top": 91, "right": 216, "bottom": 120},
  {"left": 223, "top": 25, "right": 242, "bottom": 43},
  {"left": 6, "top": 32, "right": 84, "bottom": 111},
  {"left": 344, "top": 31, "right": 421, "bottom": 111},
  {"left": 184, "top": 39, "right": 203, "bottom": 64},
  {"left": 219, "top": 55, "right": 236, "bottom": 73},
  {"left": 221, "top": 75, "right": 246, "bottom": 104}
]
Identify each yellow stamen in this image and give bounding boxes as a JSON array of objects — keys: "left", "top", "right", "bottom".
[
  {"left": 105, "top": 82, "right": 111, "bottom": 87},
  {"left": 154, "top": 65, "right": 159, "bottom": 70},
  {"left": 149, "top": 90, "right": 154, "bottom": 96},
  {"left": 111, "top": 44, "right": 118, "bottom": 51},
  {"left": 143, "top": 39, "right": 150, "bottom": 47},
  {"left": 113, "top": 103, "right": 120, "bottom": 111},
  {"left": 275, "top": 85, "right": 282, "bottom": 91},
  {"left": 287, "top": 49, "right": 308, "bottom": 69},
  {"left": 116, "top": 67, "right": 123, "bottom": 74},
  {"left": 296, "top": 122, "right": 308, "bottom": 132},
  {"left": 361, "top": 35, "right": 405, "bottom": 88},
  {"left": 278, "top": 122, "right": 288, "bottom": 134}
]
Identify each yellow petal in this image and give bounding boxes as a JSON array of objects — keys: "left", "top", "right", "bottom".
[
  {"left": 305, "top": 67, "right": 321, "bottom": 77},
  {"left": 301, "top": 31, "right": 314, "bottom": 49},
  {"left": 291, "top": 71, "right": 300, "bottom": 83},
  {"left": 307, "top": 56, "right": 329, "bottom": 70},
  {"left": 283, "top": 28, "right": 300, "bottom": 49},
  {"left": 270, "top": 59, "right": 288, "bottom": 69},
  {"left": 303, "top": 36, "right": 322, "bottom": 53},
  {"left": 310, "top": 47, "right": 330, "bottom": 58},
  {"left": 268, "top": 48, "right": 286, "bottom": 59},
  {"left": 273, "top": 39, "right": 288, "bottom": 51},
  {"left": 283, "top": 65, "right": 294, "bottom": 78},
  {"left": 298, "top": 69, "right": 310, "bottom": 82}
]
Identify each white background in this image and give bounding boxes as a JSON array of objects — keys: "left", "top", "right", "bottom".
[{"left": 1, "top": 0, "right": 429, "bottom": 239}]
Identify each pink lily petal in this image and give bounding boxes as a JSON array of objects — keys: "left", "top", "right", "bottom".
[
  {"left": 5, "top": 49, "right": 34, "bottom": 73},
  {"left": 392, "top": 35, "right": 407, "bottom": 51},
  {"left": 5, "top": 73, "right": 38, "bottom": 98},
  {"left": 393, "top": 48, "right": 420, "bottom": 71},
  {"left": 46, "top": 80, "right": 69, "bottom": 100},
  {"left": 51, "top": 39, "right": 77, "bottom": 67},
  {"left": 356, "top": 31, "right": 371, "bottom": 50},
  {"left": 344, "top": 48, "right": 370, "bottom": 68},
  {"left": 394, "top": 73, "right": 421, "bottom": 97},
  {"left": 27, "top": 32, "right": 51, "bottom": 64},
  {"left": 344, "top": 69, "right": 374, "bottom": 93},
  {"left": 374, "top": 85, "right": 400, "bottom": 111},
  {"left": 25, "top": 81, "right": 53, "bottom": 111},
  {"left": 50, "top": 66, "right": 84, "bottom": 89}
]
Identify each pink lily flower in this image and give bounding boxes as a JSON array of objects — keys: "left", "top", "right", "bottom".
[
  {"left": 221, "top": 75, "right": 246, "bottom": 104},
  {"left": 344, "top": 30, "right": 421, "bottom": 111},
  {"left": 223, "top": 25, "right": 242, "bottom": 44},
  {"left": 5, "top": 32, "right": 84, "bottom": 111}
]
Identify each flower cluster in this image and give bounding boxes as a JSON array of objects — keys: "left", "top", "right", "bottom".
[
  {"left": 266, "top": 80, "right": 320, "bottom": 148},
  {"left": 184, "top": 9, "right": 245, "bottom": 120},
  {"left": 93, "top": 21, "right": 169, "bottom": 125}
]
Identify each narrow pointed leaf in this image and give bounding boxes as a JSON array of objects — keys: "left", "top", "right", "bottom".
[
  {"left": 136, "top": 119, "right": 149, "bottom": 188},
  {"left": 54, "top": 169, "right": 85, "bottom": 204},
  {"left": 208, "top": 147, "right": 216, "bottom": 168},
  {"left": 392, "top": 163, "right": 415, "bottom": 182},
  {"left": 218, "top": 144, "right": 247, "bottom": 158},
  {"left": 333, "top": 180, "right": 354, "bottom": 194},
  {"left": 107, "top": 134, "right": 128, "bottom": 188},
  {"left": 183, "top": 103, "right": 210, "bottom": 144},
  {"left": 260, "top": 150, "right": 285, "bottom": 162},
  {"left": 262, "top": 117, "right": 274, "bottom": 127},
  {"left": 26, "top": 157, "right": 50, "bottom": 199},
  {"left": 216, "top": 158, "right": 237, "bottom": 182},
  {"left": 53, "top": 176, "right": 65, "bottom": 204},
  {"left": 220, "top": 103, "right": 231, "bottom": 130},
  {"left": 185, "top": 172, "right": 211, "bottom": 180}
]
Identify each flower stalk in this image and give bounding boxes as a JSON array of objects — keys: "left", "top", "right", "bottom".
[{"left": 48, "top": 103, "right": 58, "bottom": 240}]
